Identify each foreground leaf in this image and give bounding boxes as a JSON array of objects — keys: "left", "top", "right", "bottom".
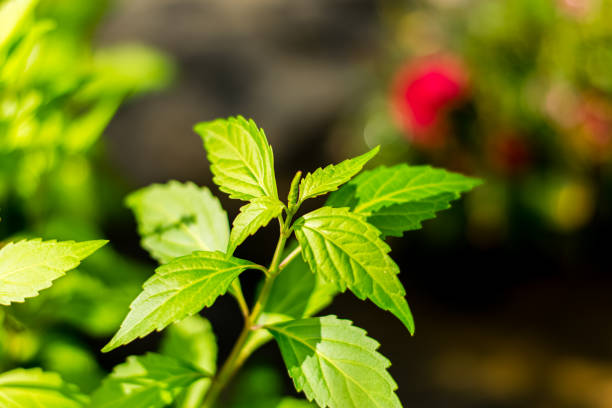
[
  {"left": 267, "top": 316, "right": 401, "bottom": 408},
  {"left": 228, "top": 197, "right": 284, "bottom": 254},
  {"left": 0, "top": 239, "right": 107, "bottom": 305},
  {"left": 90, "top": 353, "right": 207, "bottom": 408},
  {"left": 103, "top": 251, "right": 256, "bottom": 352},
  {"left": 350, "top": 164, "right": 480, "bottom": 213},
  {"left": 195, "top": 116, "right": 278, "bottom": 201},
  {"left": 294, "top": 207, "right": 413, "bottom": 333},
  {"left": 298, "top": 146, "right": 379, "bottom": 202},
  {"left": 126, "top": 181, "right": 229, "bottom": 263},
  {"left": 0, "top": 367, "right": 88, "bottom": 408}
]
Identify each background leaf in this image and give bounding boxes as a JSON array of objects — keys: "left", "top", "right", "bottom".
[
  {"left": 0, "top": 367, "right": 88, "bottom": 408},
  {"left": 298, "top": 146, "right": 379, "bottom": 202},
  {"left": 103, "top": 251, "right": 256, "bottom": 352},
  {"left": 126, "top": 181, "right": 229, "bottom": 264},
  {"left": 294, "top": 207, "right": 414, "bottom": 333},
  {"left": 90, "top": 353, "right": 206, "bottom": 408},
  {"left": 160, "top": 315, "right": 217, "bottom": 408},
  {"left": 228, "top": 196, "right": 284, "bottom": 254},
  {"left": 0, "top": 239, "right": 107, "bottom": 305},
  {"left": 267, "top": 316, "right": 401, "bottom": 408},
  {"left": 195, "top": 116, "right": 278, "bottom": 201}
]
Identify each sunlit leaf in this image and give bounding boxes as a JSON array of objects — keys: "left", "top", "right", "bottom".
[
  {"left": 294, "top": 207, "right": 413, "bottom": 333},
  {"left": 195, "top": 116, "right": 278, "bottom": 201},
  {"left": 298, "top": 146, "right": 379, "bottom": 202},
  {"left": 0, "top": 239, "right": 107, "bottom": 305},
  {"left": 267, "top": 316, "right": 401, "bottom": 408},
  {"left": 103, "top": 251, "right": 256, "bottom": 352}
]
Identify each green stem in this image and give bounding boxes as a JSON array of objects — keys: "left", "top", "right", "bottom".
[{"left": 200, "top": 211, "right": 295, "bottom": 408}]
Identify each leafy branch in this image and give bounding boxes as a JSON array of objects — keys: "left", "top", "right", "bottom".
[{"left": 94, "top": 115, "right": 481, "bottom": 408}]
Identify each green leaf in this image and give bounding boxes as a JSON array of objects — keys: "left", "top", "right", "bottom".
[
  {"left": 0, "top": 239, "right": 107, "bottom": 305},
  {"left": 0, "top": 367, "right": 88, "bottom": 408},
  {"left": 126, "top": 181, "right": 229, "bottom": 264},
  {"left": 90, "top": 353, "right": 207, "bottom": 408},
  {"left": 350, "top": 164, "right": 481, "bottom": 213},
  {"left": 327, "top": 165, "right": 480, "bottom": 237},
  {"left": 267, "top": 316, "right": 401, "bottom": 408},
  {"left": 362, "top": 193, "right": 456, "bottom": 237},
  {"left": 161, "top": 315, "right": 217, "bottom": 374},
  {"left": 161, "top": 315, "right": 217, "bottom": 408},
  {"left": 294, "top": 207, "right": 413, "bottom": 333},
  {"left": 194, "top": 116, "right": 278, "bottom": 201},
  {"left": 299, "top": 146, "right": 379, "bottom": 202},
  {"left": 103, "top": 251, "right": 256, "bottom": 352},
  {"left": 228, "top": 197, "right": 284, "bottom": 254}
]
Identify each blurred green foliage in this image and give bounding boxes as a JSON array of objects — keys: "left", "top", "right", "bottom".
[{"left": 0, "top": 0, "right": 173, "bottom": 391}]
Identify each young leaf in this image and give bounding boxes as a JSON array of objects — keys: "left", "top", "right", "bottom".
[
  {"left": 267, "top": 316, "right": 401, "bottom": 408},
  {"left": 298, "top": 146, "right": 379, "bottom": 202},
  {"left": 0, "top": 367, "right": 88, "bottom": 408},
  {"left": 90, "top": 353, "right": 207, "bottom": 408},
  {"left": 194, "top": 116, "right": 278, "bottom": 201},
  {"left": 228, "top": 197, "right": 284, "bottom": 254},
  {"left": 350, "top": 164, "right": 481, "bottom": 213},
  {"left": 0, "top": 239, "right": 107, "bottom": 305},
  {"left": 294, "top": 207, "right": 414, "bottom": 334},
  {"left": 160, "top": 315, "right": 217, "bottom": 408},
  {"left": 103, "top": 251, "right": 257, "bottom": 352},
  {"left": 126, "top": 181, "right": 229, "bottom": 263}
]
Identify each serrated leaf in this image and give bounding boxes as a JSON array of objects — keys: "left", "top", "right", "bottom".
[
  {"left": 90, "top": 353, "right": 207, "bottom": 408},
  {"left": 267, "top": 316, "right": 401, "bottom": 408},
  {"left": 294, "top": 207, "right": 413, "bottom": 333},
  {"left": 0, "top": 239, "right": 107, "bottom": 305},
  {"left": 298, "top": 146, "right": 379, "bottom": 202},
  {"left": 161, "top": 315, "right": 217, "bottom": 408},
  {"left": 126, "top": 181, "right": 229, "bottom": 264},
  {"left": 350, "top": 164, "right": 481, "bottom": 213},
  {"left": 228, "top": 197, "right": 284, "bottom": 254},
  {"left": 195, "top": 116, "right": 278, "bottom": 201},
  {"left": 361, "top": 193, "right": 456, "bottom": 237},
  {"left": 103, "top": 251, "right": 256, "bottom": 352},
  {"left": 0, "top": 367, "right": 88, "bottom": 408}
]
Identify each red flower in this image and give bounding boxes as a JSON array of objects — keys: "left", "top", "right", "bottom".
[{"left": 390, "top": 55, "right": 468, "bottom": 148}]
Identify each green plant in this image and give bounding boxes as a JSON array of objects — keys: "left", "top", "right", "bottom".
[
  {"left": 0, "top": 233, "right": 106, "bottom": 406},
  {"left": 94, "top": 116, "right": 481, "bottom": 408}
]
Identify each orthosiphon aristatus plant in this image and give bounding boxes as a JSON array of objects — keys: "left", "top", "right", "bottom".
[{"left": 94, "top": 116, "right": 481, "bottom": 408}]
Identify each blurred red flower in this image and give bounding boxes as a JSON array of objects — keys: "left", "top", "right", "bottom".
[{"left": 390, "top": 55, "right": 468, "bottom": 148}]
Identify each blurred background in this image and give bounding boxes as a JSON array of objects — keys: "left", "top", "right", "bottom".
[{"left": 1, "top": 0, "right": 612, "bottom": 406}]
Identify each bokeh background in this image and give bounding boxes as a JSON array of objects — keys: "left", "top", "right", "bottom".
[{"left": 2, "top": 0, "right": 612, "bottom": 406}]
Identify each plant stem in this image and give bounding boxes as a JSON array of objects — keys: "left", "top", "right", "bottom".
[
  {"left": 200, "top": 212, "right": 294, "bottom": 408},
  {"left": 200, "top": 322, "right": 251, "bottom": 408}
]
